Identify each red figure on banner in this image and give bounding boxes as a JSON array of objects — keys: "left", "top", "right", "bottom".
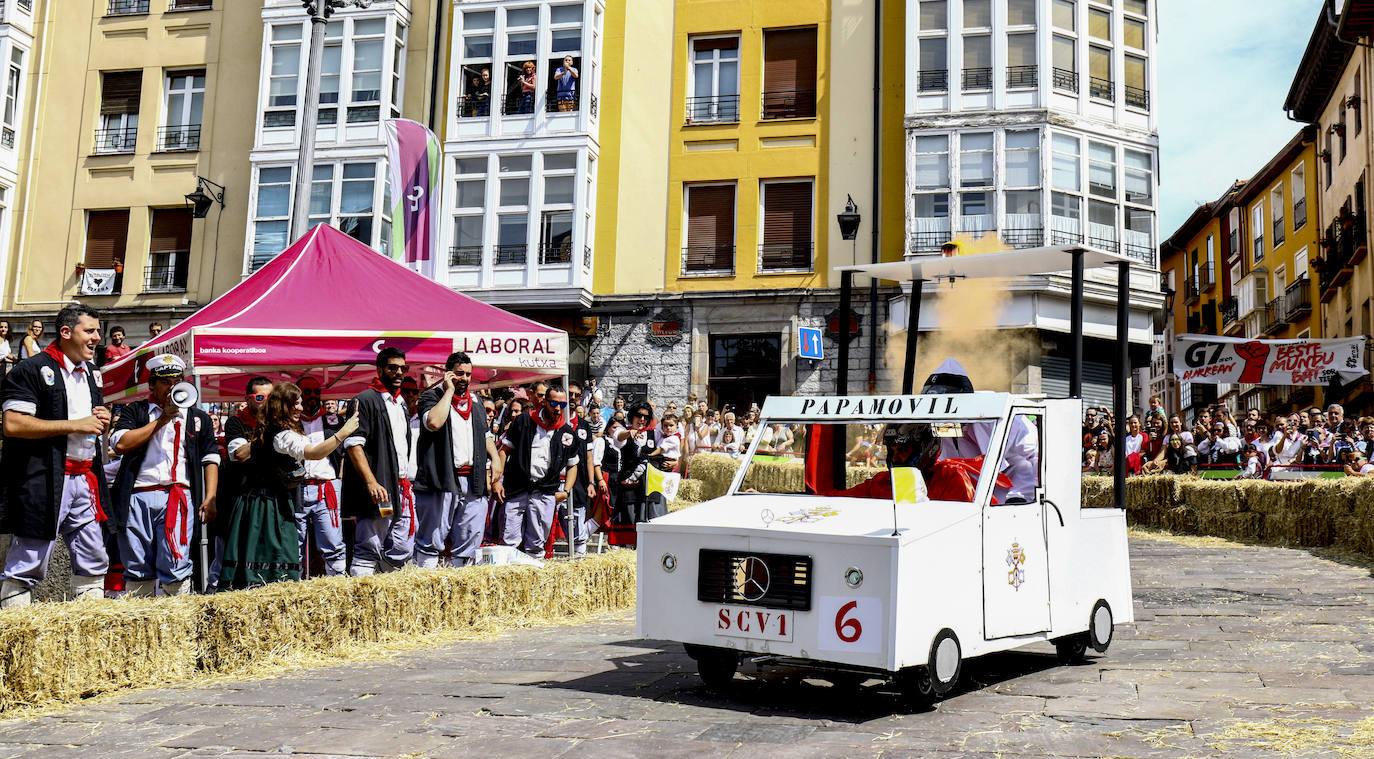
[{"left": 1234, "top": 341, "right": 1271, "bottom": 383}]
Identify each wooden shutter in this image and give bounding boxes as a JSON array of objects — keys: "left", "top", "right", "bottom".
[
  {"left": 150, "top": 208, "right": 192, "bottom": 253},
  {"left": 762, "top": 181, "right": 813, "bottom": 246},
  {"left": 686, "top": 185, "right": 734, "bottom": 249},
  {"left": 763, "top": 28, "right": 816, "bottom": 94},
  {"left": 100, "top": 71, "right": 142, "bottom": 115},
  {"left": 84, "top": 210, "right": 130, "bottom": 267}
]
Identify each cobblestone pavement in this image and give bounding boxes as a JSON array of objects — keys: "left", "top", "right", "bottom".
[{"left": 3, "top": 535, "right": 1374, "bottom": 758}]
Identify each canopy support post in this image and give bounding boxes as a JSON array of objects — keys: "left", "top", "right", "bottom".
[
  {"left": 901, "top": 279, "right": 926, "bottom": 394},
  {"left": 1070, "top": 249, "right": 1084, "bottom": 399},
  {"left": 193, "top": 373, "right": 211, "bottom": 594},
  {"left": 1113, "top": 261, "right": 1129, "bottom": 510}
]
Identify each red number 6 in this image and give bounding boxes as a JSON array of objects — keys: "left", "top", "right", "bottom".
[{"left": 834, "top": 600, "right": 862, "bottom": 643}]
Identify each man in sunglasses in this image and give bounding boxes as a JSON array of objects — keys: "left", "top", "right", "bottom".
[
  {"left": 498, "top": 383, "right": 580, "bottom": 557},
  {"left": 292, "top": 376, "right": 347, "bottom": 576},
  {"left": 415, "top": 352, "right": 502, "bottom": 568},
  {"left": 561, "top": 381, "right": 598, "bottom": 555},
  {"left": 211, "top": 375, "right": 272, "bottom": 588},
  {"left": 341, "top": 347, "right": 417, "bottom": 575}
]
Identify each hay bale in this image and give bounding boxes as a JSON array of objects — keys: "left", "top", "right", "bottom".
[
  {"left": 1179, "top": 479, "right": 1245, "bottom": 516},
  {"left": 676, "top": 478, "right": 705, "bottom": 504},
  {"left": 740, "top": 458, "right": 805, "bottom": 493},
  {"left": 846, "top": 465, "right": 885, "bottom": 488},
  {"left": 1162, "top": 505, "right": 1198, "bottom": 534},
  {"left": 1081, "top": 476, "right": 1113, "bottom": 509},
  {"left": 686, "top": 453, "right": 741, "bottom": 501},
  {"left": 0, "top": 536, "right": 73, "bottom": 603},
  {"left": 1196, "top": 511, "right": 1263, "bottom": 543},
  {"left": 0, "top": 596, "right": 203, "bottom": 712},
  {"left": 0, "top": 551, "right": 637, "bottom": 713}
]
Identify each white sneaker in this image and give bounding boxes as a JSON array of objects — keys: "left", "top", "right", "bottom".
[
  {"left": 160, "top": 580, "right": 190, "bottom": 596},
  {"left": 0, "top": 580, "right": 31, "bottom": 608},
  {"left": 125, "top": 580, "right": 156, "bottom": 598},
  {"left": 70, "top": 575, "right": 106, "bottom": 600}
]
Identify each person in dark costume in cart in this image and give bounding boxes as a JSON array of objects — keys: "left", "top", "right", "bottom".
[{"left": 0, "top": 303, "right": 112, "bottom": 607}]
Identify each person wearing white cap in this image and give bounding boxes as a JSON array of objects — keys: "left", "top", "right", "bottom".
[
  {"left": 109, "top": 354, "right": 220, "bottom": 596},
  {"left": 922, "top": 357, "right": 1040, "bottom": 503},
  {"left": 0, "top": 303, "right": 111, "bottom": 607}
]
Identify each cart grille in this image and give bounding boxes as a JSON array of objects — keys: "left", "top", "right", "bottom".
[{"left": 697, "top": 549, "right": 812, "bottom": 611}]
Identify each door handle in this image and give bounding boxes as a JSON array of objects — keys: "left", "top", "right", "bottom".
[{"left": 1042, "top": 499, "right": 1065, "bottom": 527}]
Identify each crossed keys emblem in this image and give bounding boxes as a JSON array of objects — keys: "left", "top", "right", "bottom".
[{"left": 734, "top": 556, "right": 771, "bottom": 602}]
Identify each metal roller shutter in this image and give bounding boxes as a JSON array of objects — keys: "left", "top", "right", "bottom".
[{"left": 84, "top": 210, "right": 130, "bottom": 268}]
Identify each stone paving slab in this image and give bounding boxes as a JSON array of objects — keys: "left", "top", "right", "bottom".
[{"left": 2, "top": 536, "right": 1374, "bottom": 757}]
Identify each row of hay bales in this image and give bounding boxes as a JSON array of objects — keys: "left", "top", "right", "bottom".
[
  {"left": 678, "top": 455, "right": 1374, "bottom": 556},
  {"left": 0, "top": 550, "right": 636, "bottom": 713},
  {"left": 1085, "top": 474, "right": 1374, "bottom": 556}
]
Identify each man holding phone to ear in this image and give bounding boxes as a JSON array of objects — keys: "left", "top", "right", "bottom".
[{"left": 415, "top": 352, "right": 503, "bottom": 568}]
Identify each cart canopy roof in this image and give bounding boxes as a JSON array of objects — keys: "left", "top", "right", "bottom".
[{"left": 834, "top": 245, "right": 1132, "bottom": 283}]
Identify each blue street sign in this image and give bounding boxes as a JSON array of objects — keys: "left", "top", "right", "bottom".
[{"left": 799, "top": 327, "right": 824, "bottom": 360}]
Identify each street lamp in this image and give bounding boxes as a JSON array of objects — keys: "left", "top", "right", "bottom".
[
  {"left": 836, "top": 195, "right": 861, "bottom": 240},
  {"left": 290, "top": 0, "right": 375, "bottom": 240},
  {"left": 184, "top": 177, "right": 226, "bottom": 219}
]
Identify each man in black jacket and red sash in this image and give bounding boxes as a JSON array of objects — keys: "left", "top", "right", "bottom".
[
  {"left": 415, "top": 352, "right": 504, "bottom": 568},
  {"left": 0, "top": 303, "right": 112, "bottom": 607},
  {"left": 109, "top": 354, "right": 220, "bottom": 597},
  {"left": 498, "top": 384, "right": 579, "bottom": 557},
  {"left": 342, "top": 347, "right": 415, "bottom": 575}
]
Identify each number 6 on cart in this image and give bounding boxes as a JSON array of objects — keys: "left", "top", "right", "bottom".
[{"left": 817, "top": 596, "right": 883, "bottom": 653}]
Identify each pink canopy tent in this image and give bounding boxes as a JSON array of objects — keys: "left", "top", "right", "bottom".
[{"left": 102, "top": 224, "right": 568, "bottom": 402}]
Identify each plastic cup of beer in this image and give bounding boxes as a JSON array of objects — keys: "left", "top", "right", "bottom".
[{"left": 379, "top": 503, "right": 394, "bottom": 518}]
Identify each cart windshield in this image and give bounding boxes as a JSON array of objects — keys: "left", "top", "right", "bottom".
[{"left": 732, "top": 420, "right": 1000, "bottom": 503}]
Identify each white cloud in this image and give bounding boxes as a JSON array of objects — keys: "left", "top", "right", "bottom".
[{"left": 1158, "top": 0, "right": 1327, "bottom": 235}]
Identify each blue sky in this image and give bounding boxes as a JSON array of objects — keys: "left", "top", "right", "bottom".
[{"left": 1158, "top": 0, "right": 1327, "bottom": 235}]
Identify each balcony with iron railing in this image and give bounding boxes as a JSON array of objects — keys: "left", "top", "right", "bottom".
[
  {"left": 1220, "top": 297, "right": 1239, "bottom": 329},
  {"left": 106, "top": 0, "right": 149, "bottom": 16},
  {"left": 449, "top": 246, "right": 481, "bottom": 267},
  {"left": 1052, "top": 67, "right": 1078, "bottom": 92},
  {"left": 1088, "top": 76, "right": 1114, "bottom": 100},
  {"left": 1006, "top": 65, "right": 1037, "bottom": 88},
  {"left": 455, "top": 95, "right": 492, "bottom": 118},
  {"left": 1124, "top": 85, "right": 1149, "bottom": 110},
  {"left": 758, "top": 243, "right": 812, "bottom": 272},
  {"left": 143, "top": 262, "right": 187, "bottom": 294},
  {"left": 169, "top": 0, "right": 212, "bottom": 9},
  {"left": 1273, "top": 217, "right": 1285, "bottom": 247},
  {"left": 1318, "top": 212, "right": 1366, "bottom": 298},
  {"left": 684, "top": 94, "right": 739, "bottom": 124},
  {"left": 493, "top": 244, "right": 527, "bottom": 266},
  {"left": 1260, "top": 296, "right": 1287, "bottom": 335},
  {"left": 501, "top": 94, "right": 537, "bottom": 116},
  {"left": 538, "top": 241, "right": 573, "bottom": 265},
  {"left": 761, "top": 90, "right": 816, "bottom": 119},
  {"left": 961, "top": 67, "right": 992, "bottom": 90},
  {"left": 1003, "top": 228, "right": 1043, "bottom": 249},
  {"left": 908, "top": 231, "right": 947, "bottom": 256},
  {"left": 1, "top": 128, "right": 13, "bottom": 150},
  {"left": 1294, "top": 197, "right": 1307, "bottom": 230},
  {"left": 1185, "top": 274, "right": 1200, "bottom": 304},
  {"left": 1227, "top": 229, "right": 1240, "bottom": 260},
  {"left": 681, "top": 245, "right": 734, "bottom": 275},
  {"left": 590, "top": 93, "right": 598, "bottom": 118},
  {"left": 1283, "top": 275, "right": 1311, "bottom": 320},
  {"left": 1198, "top": 265, "right": 1215, "bottom": 292},
  {"left": 156, "top": 124, "right": 200, "bottom": 152},
  {"left": 917, "top": 69, "right": 949, "bottom": 92},
  {"left": 93, "top": 127, "right": 137, "bottom": 155},
  {"left": 544, "top": 95, "right": 580, "bottom": 114},
  {"left": 1087, "top": 229, "right": 1119, "bottom": 253},
  {"left": 1252, "top": 234, "right": 1264, "bottom": 262}
]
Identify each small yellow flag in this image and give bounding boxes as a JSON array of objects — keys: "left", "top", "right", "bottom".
[{"left": 890, "top": 467, "right": 928, "bottom": 504}]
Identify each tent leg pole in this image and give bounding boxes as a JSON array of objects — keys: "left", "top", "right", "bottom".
[
  {"left": 902, "top": 279, "right": 925, "bottom": 394},
  {"left": 1070, "top": 250, "right": 1084, "bottom": 399},
  {"left": 193, "top": 374, "right": 210, "bottom": 595},
  {"left": 837, "top": 271, "right": 852, "bottom": 396},
  {"left": 1113, "top": 262, "right": 1129, "bottom": 510}
]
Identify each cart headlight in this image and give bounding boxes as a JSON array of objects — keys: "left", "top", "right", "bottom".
[
  {"left": 661, "top": 553, "right": 678, "bottom": 573},
  {"left": 844, "top": 566, "right": 863, "bottom": 588}
]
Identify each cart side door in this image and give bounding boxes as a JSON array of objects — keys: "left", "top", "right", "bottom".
[{"left": 982, "top": 410, "right": 1051, "bottom": 639}]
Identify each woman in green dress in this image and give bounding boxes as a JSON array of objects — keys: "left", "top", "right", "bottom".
[{"left": 219, "top": 382, "right": 358, "bottom": 589}]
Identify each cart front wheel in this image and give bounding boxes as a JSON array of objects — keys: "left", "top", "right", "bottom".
[
  {"left": 685, "top": 644, "right": 739, "bottom": 690},
  {"left": 1053, "top": 633, "right": 1089, "bottom": 664},
  {"left": 928, "top": 629, "right": 962, "bottom": 695}
]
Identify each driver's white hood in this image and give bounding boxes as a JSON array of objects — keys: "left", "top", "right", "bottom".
[{"left": 646, "top": 495, "right": 980, "bottom": 542}]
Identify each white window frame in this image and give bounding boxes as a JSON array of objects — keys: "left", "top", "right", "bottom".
[
  {"left": 1251, "top": 202, "right": 1264, "bottom": 263},
  {"left": 1291, "top": 164, "right": 1307, "bottom": 230},
  {"left": 1269, "top": 183, "right": 1284, "bottom": 248},
  {"left": 450, "top": 155, "right": 489, "bottom": 268},
  {"left": 263, "top": 23, "right": 302, "bottom": 129},
  {"left": 539, "top": 151, "right": 579, "bottom": 265},
  {"left": 161, "top": 69, "right": 204, "bottom": 151},
  {"left": 1, "top": 45, "right": 24, "bottom": 149},
  {"left": 686, "top": 34, "right": 740, "bottom": 123}
]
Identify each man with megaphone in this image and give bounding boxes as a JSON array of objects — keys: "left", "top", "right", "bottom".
[{"left": 109, "top": 354, "right": 219, "bottom": 596}]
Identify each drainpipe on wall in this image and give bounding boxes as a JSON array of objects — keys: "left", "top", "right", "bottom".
[{"left": 868, "top": 0, "right": 882, "bottom": 393}]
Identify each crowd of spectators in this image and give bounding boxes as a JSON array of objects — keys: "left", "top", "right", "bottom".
[{"left": 1083, "top": 396, "right": 1374, "bottom": 479}]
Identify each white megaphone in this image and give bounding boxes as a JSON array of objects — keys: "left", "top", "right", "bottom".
[{"left": 170, "top": 381, "right": 199, "bottom": 409}]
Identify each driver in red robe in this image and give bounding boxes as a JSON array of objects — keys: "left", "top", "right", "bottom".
[{"left": 822, "top": 424, "right": 1008, "bottom": 503}]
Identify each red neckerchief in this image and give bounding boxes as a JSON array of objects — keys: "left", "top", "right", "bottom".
[
  {"left": 43, "top": 342, "right": 83, "bottom": 375},
  {"left": 452, "top": 390, "right": 473, "bottom": 420},
  {"left": 236, "top": 406, "right": 259, "bottom": 430},
  {"left": 369, "top": 377, "right": 401, "bottom": 400},
  {"left": 531, "top": 407, "right": 564, "bottom": 431},
  {"left": 300, "top": 405, "right": 324, "bottom": 423}
]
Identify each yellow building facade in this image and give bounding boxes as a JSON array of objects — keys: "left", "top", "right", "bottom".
[{"left": 2, "top": 0, "right": 261, "bottom": 337}]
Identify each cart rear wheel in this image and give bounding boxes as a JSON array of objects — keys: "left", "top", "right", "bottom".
[
  {"left": 1053, "top": 633, "right": 1089, "bottom": 664},
  {"left": 896, "top": 665, "right": 936, "bottom": 706},
  {"left": 1089, "top": 600, "right": 1114, "bottom": 653},
  {"left": 927, "top": 629, "right": 962, "bottom": 695},
  {"left": 685, "top": 645, "right": 739, "bottom": 690}
]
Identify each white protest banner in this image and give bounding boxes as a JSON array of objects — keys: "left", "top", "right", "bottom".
[{"left": 1173, "top": 334, "right": 1368, "bottom": 386}]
